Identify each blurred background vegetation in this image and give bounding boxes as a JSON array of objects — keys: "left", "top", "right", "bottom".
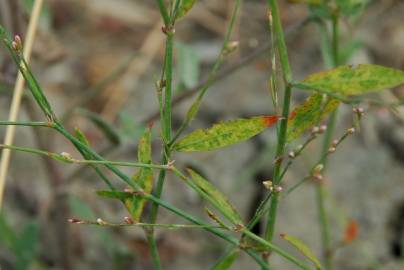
[{"left": 0, "top": 0, "right": 404, "bottom": 269}]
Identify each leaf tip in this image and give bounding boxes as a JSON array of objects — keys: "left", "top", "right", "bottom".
[
  {"left": 344, "top": 219, "right": 359, "bottom": 243},
  {"left": 263, "top": 115, "right": 278, "bottom": 127}
]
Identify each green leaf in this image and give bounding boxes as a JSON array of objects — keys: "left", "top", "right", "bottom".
[
  {"left": 281, "top": 233, "right": 322, "bottom": 270},
  {"left": 211, "top": 248, "right": 240, "bottom": 270},
  {"left": 173, "top": 116, "right": 278, "bottom": 152},
  {"left": 125, "top": 127, "right": 154, "bottom": 222},
  {"left": 176, "top": 0, "right": 197, "bottom": 19},
  {"left": 0, "top": 214, "right": 17, "bottom": 251},
  {"left": 287, "top": 94, "right": 340, "bottom": 141},
  {"left": 77, "top": 109, "right": 121, "bottom": 145},
  {"left": 298, "top": 64, "right": 404, "bottom": 96},
  {"left": 176, "top": 42, "right": 200, "bottom": 89},
  {"left": 187, "top": 169, "right": 243, "bottom": 225},
  {"left": 14, "top": 221, "right": 39, "bottom": 270},
  {"left": 74, "top": 127, "right": 90, "bottom": 146},
  {"left": 97, "top": 190, "right": 134, "bottom": 201}
]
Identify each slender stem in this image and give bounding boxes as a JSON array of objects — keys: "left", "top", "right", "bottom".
[
  {"left": 146, "top": 3, "right": 177, "bottom": 266},
  {"left": 315, "top": 11, "right": 340, "bottom": 270},
  {"left": 243, "top": 230, "right": 311, "bottom": 270},
  {"left": 264, "top": 0, "right": 294, "bottom": 248},
  {"left": 0, "top": 121, "right": 51, "bottom": 127},
  {"left": 0, "top": 144, "right": 171, "bottom": 170},
  {"left": 74, "top": 220, "right": 227, "bottom": 229}
]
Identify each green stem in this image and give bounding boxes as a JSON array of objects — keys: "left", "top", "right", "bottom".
[
  {"left": 243, "top": 230, "right": 311, "bottom": 270},
  {"left": 315, "top": 11, "right": 340, "bottom": 270},
  {"left": 0, "top": 144, "right": 170, "bottom": 170},
  {"left": 263, "top": 3, "right": 294, "bottom": 267},
  {"left": 146, "top": 2, "right": 178, "bottom": 265},
  {"left": 0, "top": 120, "right": 51, "bottom": 127},
  {"left": 264, "top": 0, "right": 294, "bottom": 241}
]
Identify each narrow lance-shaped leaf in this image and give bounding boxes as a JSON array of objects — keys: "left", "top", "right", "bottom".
[
  {"left": 297, "top": 64, "right": 404, "bottom": 96},
  {"left": 96, "top": 190, "right": 135, "bottom": 201},
  {"left": 211, "top": 248, "right": 241, "bottom": 270},
  {"left": 124, "top": 126, "right": 154, "bottom": 222},
  {"left": 280, "top": 233, "right": 322, "bottom": 270},
  {"left": 173, "top": 116, "right": 278, "bottom": 152},
  {"left": 176, "top": 0, "right": 197, "bottom": 19},
  {"left": 287, "top": 94, "right": 340, "bottom": 141},
  {"left": 187, "top": 169, "right": 243, "bottom": 226}
]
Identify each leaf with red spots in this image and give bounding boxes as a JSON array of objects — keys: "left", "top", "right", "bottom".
[
  {"left": 287, "top": 93, "right": 340, "bottom": 142},
  {"left": 296, "top": 64, "right": 404, "bottom": 96},
  {"left": 343, "top": 219, "right": 359, "bottom": 243},
  {"left": 173, "top": 116, "right": 278, "bottom": 152}
]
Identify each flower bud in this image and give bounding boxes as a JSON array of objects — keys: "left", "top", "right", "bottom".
[
  {"left": 319, "top": 125, "right": 327, "bottom": 133},
  {"left": 288, "top": 151, "right": 296, "bottom": 159},
  {"left": 347, "top": 127, "right": 355, "bottom": 134},
  {"left": 328, "top": 147, "right": 336, "bottom": 153},
  {"left": 124, "top": 216, "right": 134, "bottom": 225},
  {"left": 263, "top": 180, "right": 273, "bottom": 190}
]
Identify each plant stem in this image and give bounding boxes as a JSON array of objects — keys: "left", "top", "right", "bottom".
[
  {"left": 146, "top": 4, "right": 177, "bottom": 267},
  {"left": 0, "top": 121, "right": 51, "bottom": 127},
  {"left": 315, "top": 11, "right": 340, "bottom": 270},
  {"left": 0, "top": 144, "right": 171, "bottom": 170},
  {"left": 243, "top": 230, "right": 311, "bottom": 270},
  {"left": 264, "top": 0, "right": 293, "bottom": 246}
]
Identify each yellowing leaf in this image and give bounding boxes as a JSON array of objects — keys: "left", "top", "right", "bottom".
[
  {"left": 299, "top": 64, "right": 404, "bottom": 96},
  {"left": 281, "top": 233, "right": 322, "bottom": 270},
  {"left": 125, "top": 127, "right": 154, "bottom": 222},
  {"left": 287, "top": 94, "right": 340, "bottom": 141},
  {"left": 173, "top": 116, "right": 278, "bottom": 152},
  {"left": 187, "top": 169, "right": 243, "bottom": 226},
  {"left": 176, "top": 0, "right": 197, "bottom": 19}
]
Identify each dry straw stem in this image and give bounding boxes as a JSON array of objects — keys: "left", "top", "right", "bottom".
[{"left": 0, "top": 0, "right": 44, "bottom": 209}]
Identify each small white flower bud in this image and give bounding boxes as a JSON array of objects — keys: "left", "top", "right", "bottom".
[
  {"left": 263, "top": 180, "right": 273, "bottom": 190},
  {"left": 319, "top": 125, "right": 327, "bottom": 133},
  {"left": 288, "top": 151, "right": 296, "bottom": 159},
  {"left": 347, "top": 127, "right": 355, "bottom": 134},
  {"left": 311, "top": 126, "right": 320, "bottom": 134},
  {"left": 97, "top": 218, "right": 106, "bottom": 225},
  {"left": 328, "top": 147, "right": 336, "bottom": 153}
]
